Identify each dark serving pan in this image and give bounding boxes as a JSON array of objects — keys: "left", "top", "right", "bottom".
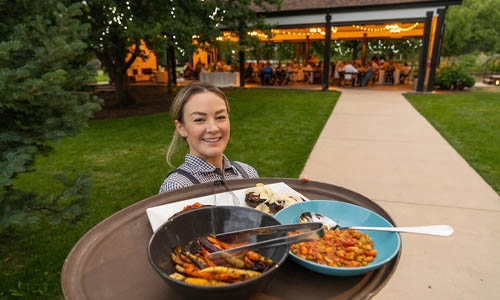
[{"left": 61, "top": 178, "right": 401, "bottom": 300}]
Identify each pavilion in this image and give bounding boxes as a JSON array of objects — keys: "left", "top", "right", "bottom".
[{"left": 223, "top": 0, "right": 463, "bottom": 92}]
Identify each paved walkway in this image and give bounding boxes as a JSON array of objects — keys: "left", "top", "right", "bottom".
[{"left": 301, "top": 88, "right": 500, "bottom": 299}]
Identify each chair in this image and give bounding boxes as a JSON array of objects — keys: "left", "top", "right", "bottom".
[
  {"left": 340, "top": 72, "right": 356, "bottom": 87},
  {"left": 399, "top": 73, "right": 409, "bottom": 84},
  {"left": 313, "top": 71, "right": 321, "bottom": 84},
  {"left": 384, "top": 70, "right": 394, "bottom": 85}
]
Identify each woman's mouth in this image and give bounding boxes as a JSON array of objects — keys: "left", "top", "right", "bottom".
[{"left": 203, "top": 137, "right": 222, "bottom": 143}]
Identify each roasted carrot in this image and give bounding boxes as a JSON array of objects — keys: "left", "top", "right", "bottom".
[
  {"left": 201, "top": 247, "right": 216, "bottom": 267},
  {"left": 169, "top": 272, "right": 228, "bottom": 286}
]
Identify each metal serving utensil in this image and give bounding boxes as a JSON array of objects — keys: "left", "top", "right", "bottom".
[
  {"left": 213, "top": 176, "right": 240, "bottom": 206},
  {"left": 207, "top": 222, "right": 325, "bottom": 260},
  {"left": 299, "top": 211, "right": 454, "bottom": 236}
]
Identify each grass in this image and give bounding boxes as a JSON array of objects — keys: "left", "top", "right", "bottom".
[
  {"left": 94, "top": 70, "right": 109, "bottom": 83},
  {"left": 405, "top": 87, "right": 500, "bottom": 193},
  {"left": 0, "top": 88, "right": 339, "bottom": 299}
]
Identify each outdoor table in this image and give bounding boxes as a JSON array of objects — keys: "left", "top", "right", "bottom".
[
  {"left": 61, "top": 178, "right": 401, "bottom": 300},
  {"left": 200, "top": 71, "right": 240, "bottom": 87},
  {"left": 290, "top": 70, "right": 305, "bottom": 82}
]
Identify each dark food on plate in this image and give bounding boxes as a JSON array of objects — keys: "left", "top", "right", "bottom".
[
  {"left": 244, "top": 183, "right": 272, "bottom": 208},
  {"left": 244, "top": 183, "right": 304, "bottom": 214},
  {"left": 290, "top": 228, "right": 377, "bottom": 268},
  {"left": 169, "top": 235, "right": 275, "bottom": 286},
  {"left": 245, "top": 191, "right": 267, "bottom": 208}
]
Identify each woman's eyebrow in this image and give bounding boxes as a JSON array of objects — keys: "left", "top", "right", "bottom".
[
  {"left": 215, "top": 109, "right": 228, "bottom": 114},
  {"left": 188, "top": 109, "right": 227, "bottom": 117},
  {"left": 188, "top": 111, "right": 207, "bottom": 117}
]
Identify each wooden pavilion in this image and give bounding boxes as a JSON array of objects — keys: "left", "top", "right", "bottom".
[{"left": 248, "top": 0, "right": 463, "bottom": 92}]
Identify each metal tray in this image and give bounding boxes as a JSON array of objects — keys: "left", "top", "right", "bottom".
[{"left": 61, "top": 178, "right": 401, "bottom": 300}]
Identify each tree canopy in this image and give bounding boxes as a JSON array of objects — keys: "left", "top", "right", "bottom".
[
  {"left": 442, "top": 0, "right": 500, "bottom": 56},
  {"left": 80, "top": 0, "right": 281, "bottom": 105}
]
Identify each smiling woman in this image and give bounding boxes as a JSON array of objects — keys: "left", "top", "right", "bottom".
[{"left": 158, "top": 82, "right": 259, "bottom": 193}]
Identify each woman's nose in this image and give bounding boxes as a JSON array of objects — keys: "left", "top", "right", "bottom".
[{"left": 206, "top": 118, "right": 219, "bottom": 131}]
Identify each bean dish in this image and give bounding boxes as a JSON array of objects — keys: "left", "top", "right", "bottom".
[{"left": 290, "top": 228, "right": 377, "bottom": 268}]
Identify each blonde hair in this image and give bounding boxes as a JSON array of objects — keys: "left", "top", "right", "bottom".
[{"left": 166, "top": 82, "right": 230, "bottom": 168}]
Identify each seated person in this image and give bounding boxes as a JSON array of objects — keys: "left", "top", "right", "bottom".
[
  {"left": 244, "top": 62, "right": 256, "bottom": 83},
  {"left": 399, "top": 61, "right": 410, "bottom": 84},
  {"left": 341, "top": 61, "right": 358, "bottom": 85},
  {"left": 361, "top": 57, "right": 379, "bottom": 87},
  {"left": 262, "top": 62, "right": 275, "bottom": 85},
  {"left": 275, "top": 63, "right": 288, "bottom": 86},
  {"left": 382, "top": 58, "right": 396, "bottom": 84}
]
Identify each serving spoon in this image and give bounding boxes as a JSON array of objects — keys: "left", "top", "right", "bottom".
[{"left": 299, "top": 211, "right": 454, "bottom": 236}]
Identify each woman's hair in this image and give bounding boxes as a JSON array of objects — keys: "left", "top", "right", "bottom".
[{"left": 166, "top": 81, "right": 230, "bottom": 168}]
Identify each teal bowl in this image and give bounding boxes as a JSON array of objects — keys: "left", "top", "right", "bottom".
[{"left": 274, "top": 200, "right": 401, "bottom": 276}]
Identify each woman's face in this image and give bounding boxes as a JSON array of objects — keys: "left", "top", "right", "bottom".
[{"left": 175, "top": 91, "right": 230, "bottom": 167}]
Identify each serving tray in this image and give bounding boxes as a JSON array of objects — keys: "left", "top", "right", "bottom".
[{"left": 61, "top": 178, "right": 401, "bottom": 300}]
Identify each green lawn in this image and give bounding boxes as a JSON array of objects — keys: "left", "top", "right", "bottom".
[
  {"left": 1, "top": 88, "right": 339, "bottom": 299},
  {"left": 405, "top": 87, "right": 500, "bottom": 193}
]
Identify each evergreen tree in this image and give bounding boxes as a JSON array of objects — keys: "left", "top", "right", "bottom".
[{"left": 0, "top": 0, "right": 101, "bottom": 230}]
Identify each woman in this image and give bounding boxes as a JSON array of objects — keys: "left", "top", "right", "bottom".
[{"left": 159, "top": 82, "right": 258, "bottom": 193}]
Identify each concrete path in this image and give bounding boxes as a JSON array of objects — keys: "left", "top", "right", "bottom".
[{"left": 301, "top": 88, "right": 500, "bottom": 300}]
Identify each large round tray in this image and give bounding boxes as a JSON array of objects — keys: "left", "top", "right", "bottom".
[{"left": 61, "top": 178, "right": 401, "bottom": 299}]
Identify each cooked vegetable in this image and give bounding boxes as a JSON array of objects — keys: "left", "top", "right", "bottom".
[
  {"left": 169, "top": 272, "right": 228, "bottom": 286},
  {"left": 290, "top": 228, "right": 377, "bottom": 268},
  {"left": 169, "top": 235, "right": 275, "bottom": 286}
]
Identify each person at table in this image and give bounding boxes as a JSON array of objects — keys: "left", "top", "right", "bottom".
[
  {"left": 262, "top": 61, "right": 275, "bottom": 85},
  {"left": 399, "top": 61, "right": 410, "bottom": 84},
  {"left": 244, "top": 62, "right": 256, "bottom": 83},
  {"left": 341, "top": 60, "right": 358, "bottom": 85},
  {"left": 159, "top": 82, "right": 259, "bottom": 193},
  {"left": 194, "top": 59, "right": 203, "bottom": 80},
  {"left": 361, "top": 56, "right": 379, "bottom": 87},
  {"left": 381, "top": 58, "right": 396, "bottom": 84},
  {"left": 275, "top": 63, "right": 287, "bottom": 86},
  {"left": 333, "top": 61, "right": 345, "bottom": 86},
  {"left": 304, "top": 63, "right": 314, "bottom": 84},
  {"left": 183, "top": 62, "right": 195, "bottom": 80}
]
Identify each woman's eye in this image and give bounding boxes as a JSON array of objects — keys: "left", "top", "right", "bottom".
[
  {"left": 216, "top": 115, "right": 227, "bottom": 120},
  {"left": 193, "top": 118, "right": 205, "bottom": 123}
]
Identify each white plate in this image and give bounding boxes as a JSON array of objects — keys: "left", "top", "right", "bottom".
[{"left": 146, "top": 182, "right": 308, "bottom": 231}]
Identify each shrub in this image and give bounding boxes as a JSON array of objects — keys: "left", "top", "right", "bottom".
[{"left": 435, "top": 65, "right": 475, "bottom": 90}]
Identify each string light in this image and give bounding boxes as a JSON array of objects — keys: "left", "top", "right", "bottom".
[
  {"left": 219, "top": 22, "right": 417, "bottom": 42},
  {"left": 352, "top": 22, "right": 419, "bottom": 33}
]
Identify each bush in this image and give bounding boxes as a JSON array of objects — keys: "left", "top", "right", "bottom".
[{"left": 435, "top": 65, "right": 475, "bottom": 90}]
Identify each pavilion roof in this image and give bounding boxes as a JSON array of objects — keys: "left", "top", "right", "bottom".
[{"left": 256, "top": 0, "right": 463, "bottom": 15}]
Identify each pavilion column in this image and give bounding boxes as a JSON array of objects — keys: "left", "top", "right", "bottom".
[
  {"left": 239, "top": 50, "right": 245, "bottom": 87},
  {"left": 295, "top": 43, "right": 301, "bottom": 65},
  {"left": 361, "top": 33, "right": 367, "bottom": 65},
  {"left": 305, "top": 36, "right": 310, "bottom": 62},
  {"left": 427, "top": 8, "right": 447, "bottom": 92},
  {"left": 322, "top": 13, "right": 332, "bottom": 91},
  {"left": 417, "top": 11, "right": 433, "bottom": 92}
]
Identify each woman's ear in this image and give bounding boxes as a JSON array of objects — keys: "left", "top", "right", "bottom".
[{"left": 174, "top": 120, "right": 186, "bottom": 137}]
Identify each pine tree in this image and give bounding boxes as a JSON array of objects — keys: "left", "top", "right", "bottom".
[{"left": 0, "top": 0, "right": 101, "bottom": 229}]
